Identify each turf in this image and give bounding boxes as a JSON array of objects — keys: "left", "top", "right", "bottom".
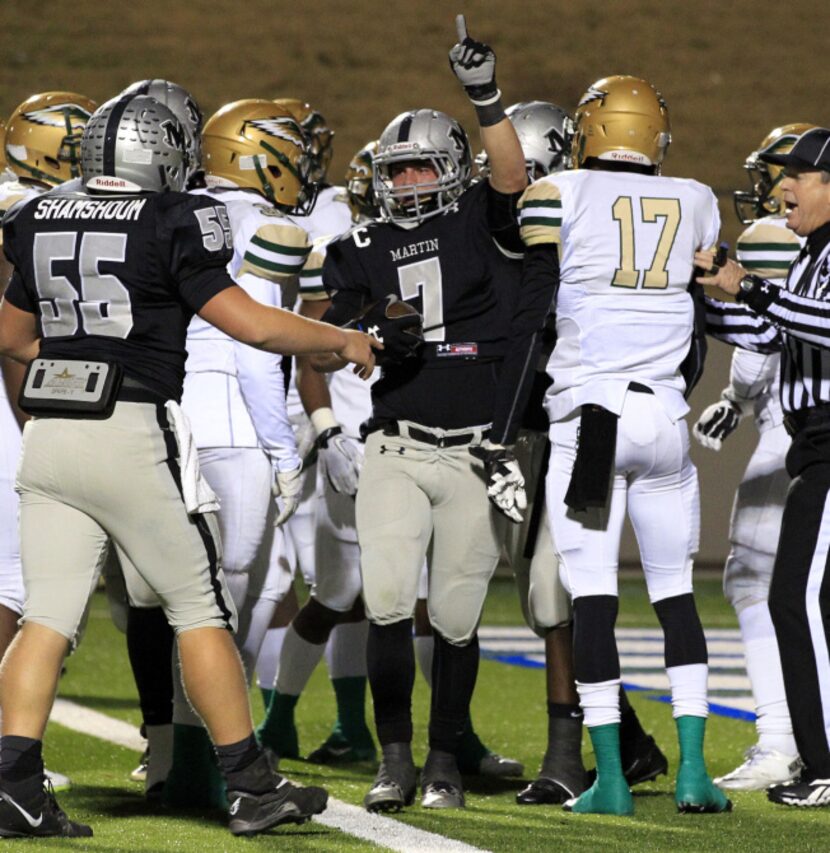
[{"left": 6, "top": 576, "right": 830, "bottom": 850}]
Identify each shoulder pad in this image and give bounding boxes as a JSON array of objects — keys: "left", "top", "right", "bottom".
[{"left": 737, "top": 217, "right": 802, "bottom": 279}]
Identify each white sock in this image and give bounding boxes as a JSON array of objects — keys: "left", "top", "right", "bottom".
[
  {"left": 275, "top": 624, "right": 326, "bottom": 696},
  {"left": 256, "top": 627, "right": 287, "bottom": 690},
  {"left": 414, "top": 635, "right": 434, "bottom": 688},
  {"left": 325, "top": 621, "right": 369, "bottom": 679},
  {"left": 738, "top": 600, "right": 797, "bottom": 755},
  {"left": 145, "top": 723, "right": 173, "bottom": 790},
  {"left": 576, "top": 679, "right": 621, "bottom": 727},
  {"left": 237, "top": 595, "right": 276, "bottom": 687},
  {"left": 666, "top": 663, "right": 709, "bottom": 718}
]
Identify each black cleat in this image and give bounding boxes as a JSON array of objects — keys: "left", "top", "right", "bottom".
[
  {"left": 768, "top": 775, "right": 830, "bottom": 808},
  {"left": 420, "top": 749, "right": 465, "bottom": 810},
  {"left": 364, "top": 744, "right": 417, "bottom": 813},
  {"left": 516, "top": 773, "right": 588, "bottom": 806},
  {"left": 228, "top": 777, "right": 328, "bottom": 836},
  {"left": 0, "top": 783, "right": 93, "bottom": 839},
  {"left": 622, "top": 734, "right": 669, "bottom": 786}
]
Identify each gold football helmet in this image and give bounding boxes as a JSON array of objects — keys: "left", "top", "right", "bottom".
[
  {"left": 5, "top": 92, "right": 97, "bottom": 185},
  {"left": 571, "top": 75, "right": 670, "bottom": 170},
  {"left": 201, "top": 99, "right": 316, "bottom": 214},
  {"left": 733, "top": 123, "right": 817, "bottom": 224},
  {"left": 345, "top": 140, "right": 379, "bottom": 222},
  {"left": 273, "top": 98, "right": 333, "bottom": 183}
]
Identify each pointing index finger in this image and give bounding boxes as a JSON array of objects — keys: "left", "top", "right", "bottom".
[{"left": 455, "top": 14, "right": 468, "bottom": 42}]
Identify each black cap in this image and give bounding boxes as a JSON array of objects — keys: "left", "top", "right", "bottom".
[{"left": 759, "top": 127, "right": 830, "bottom": 171}]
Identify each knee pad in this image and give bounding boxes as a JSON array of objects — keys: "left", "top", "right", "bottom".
[{"left": 723, "top": 545, "right": 775, "bottom": 614}]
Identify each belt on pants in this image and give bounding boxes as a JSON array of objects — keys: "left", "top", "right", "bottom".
[
  {"left": 362, "top": 418, "right": 490, "bottom": 448},
  {"left": 784, "top": 405, "right": 830, "bottom": 437}
]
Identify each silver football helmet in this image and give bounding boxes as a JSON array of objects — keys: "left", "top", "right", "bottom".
[
  {"left": 373, "top": 109, "right": 471, "bottom": 225},
  {"left": 121, "top": 79, "right": 203, "bottom": 178},
  {"left": 81, "top": 95, "right": 189, "bottom": 193},
  {"left": 476, "top": 101, "right": 572, "bottom": 181}
]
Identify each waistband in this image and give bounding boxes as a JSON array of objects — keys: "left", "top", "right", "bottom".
[
  {"left": 784, "top": 404, "right": 830, "bottom": 438},
  {"left": 361, "top": 417, "right": 490, "bottom": 447}
]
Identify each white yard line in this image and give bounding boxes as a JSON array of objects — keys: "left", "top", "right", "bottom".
[{"left": 49, "top": 698, "right": 491, "bottom": 853}]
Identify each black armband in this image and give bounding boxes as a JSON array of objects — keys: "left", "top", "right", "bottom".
[{"left": 474, "top": 93, "right": 506, "bottom": 128}]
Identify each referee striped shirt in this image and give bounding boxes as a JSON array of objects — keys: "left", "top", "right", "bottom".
[{"left": 706, "top": 220, "right": 830, "bottom": 413}]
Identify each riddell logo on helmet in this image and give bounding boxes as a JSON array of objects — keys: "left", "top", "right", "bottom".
[
  {"left": 608, "top": 151, "right": 647, "bottom": 163},
  {"left": 88, "top": 177, "right": 130, "bottom": 188}
]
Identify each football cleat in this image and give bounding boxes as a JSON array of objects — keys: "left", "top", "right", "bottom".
[
  {"left": 0, "top": 782, "right": 92, "bottom": 839},
  {"left": 228, "top": 777, "right": 328, "bottom": 837},
  {"left": 621, "top": 733, "right": 669, "bottom": 786},
  {"left": 563, "top": 774, "right": 634, "bottom": 816},
  {"left": 715, "top": 745, "right": 802, "bottom": 791},
  {"left": 130, "top": 747, "right": 149, "bottom": 782},
  {"left": 675, "top": 765, "right": 732, "bottom": 814},
  {"left": 476, "top": 752, "right": 525, "bottom": 778},
  {"left": 306, "top": 732, "right": 376, "bottom": 765},
  {"left": 421, "top": 780, "right": 465, "bottom": 809},
  {"left": 516, "top": 773, "right": 589, "bottom": 806},
  {"left": 43, "top": 768, "right": 71, "bottom": 792},
  {"left": 768, "top": 774, "right": 830, "bottom": 808},
  {"left": 363, "top": 745, "right": 417, "bottom": 813}
]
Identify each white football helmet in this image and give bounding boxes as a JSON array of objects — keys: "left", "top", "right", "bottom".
[{"left": 373, "top": 109, "right": 471, "bottom": 225}]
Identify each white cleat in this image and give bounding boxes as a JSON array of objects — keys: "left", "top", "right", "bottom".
[
  {"left": 43, "top": 768, "right": 71, "bottom": 792},
  {"left": 714, "top": 745, "right": 803, "bottom": 791}
]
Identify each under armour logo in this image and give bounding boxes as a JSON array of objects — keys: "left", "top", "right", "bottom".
[{"left": 379, "top": 444, "right": 405, "bottom": 455}]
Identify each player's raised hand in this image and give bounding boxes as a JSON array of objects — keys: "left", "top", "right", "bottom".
[{"left": 448, "top": 14, "right": 499, "bottom": 104}]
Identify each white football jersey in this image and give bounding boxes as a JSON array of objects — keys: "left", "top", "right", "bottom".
[
  {"left": 288, "top": 186, "right": 373, "bottom": 437},
  {"left": 182, "top": 187, "right": 310, "bottom": 470},
  {"left": 519, "top": 169, "right": 720, "bottom": 422},
  {"left": 0, "top": 181, "right": 43, "bottom": 246},
  {"left": 730, "top": 215, "right": 803, "bottom": 431}
]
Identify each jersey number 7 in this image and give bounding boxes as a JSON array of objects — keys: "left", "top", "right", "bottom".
[{"left": 611, "top": 196, "right": 681, "bottom": 290}]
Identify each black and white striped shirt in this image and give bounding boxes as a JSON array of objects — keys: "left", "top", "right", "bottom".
[{"left": 706, "top": 220, "right": 830, "bottom": 414}]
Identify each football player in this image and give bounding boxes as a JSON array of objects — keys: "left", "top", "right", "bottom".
[
  {"left": 0, "top": 92, "right": 377, "bottom": 838},
  {"left": 0, "top": 92, "right": 97, "bottom": 795},
  {"left": 691, "top": 124, "right": 814, "bottom": 790},
  {"left": 310, "top": 16, "right": 528, "bottom": 811},
  {"left": 490, "top": 76, "right": 729, "bottom": 816}
]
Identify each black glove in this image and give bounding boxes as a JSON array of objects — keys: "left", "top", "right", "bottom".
[
  {"left": 448, "top": 14, "right": 499, "bottom": 105},
  {"left": 470, "top": 440, "right": 526, "bottom": 523},
  {"left": 343, "top": 295, "right": 423, "bottom": 365}
]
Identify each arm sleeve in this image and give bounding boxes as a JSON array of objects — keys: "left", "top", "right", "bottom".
[
  {"left": 725, "top": 348, "right": 778, "bottom": 403},
  {"left": 739, "top": 279, "right": 830, "bottom": 350},
  {"left": 321, "top": 240, "right": 369, "bottom": 325},
  {"left": 486, "top": 183, "right": 524, "bottom": 256},
  {"left": 232, "top": 272, "right": 300, "bottom": 473},
  {"left": 3, "top": 269, "right": 36, "bottom": 312},
  {"left": 491, "top": 243, "right": 560, "bottom": 444},
  {"left": 704, "top": 294, "right": 782, "bottom": 353}
]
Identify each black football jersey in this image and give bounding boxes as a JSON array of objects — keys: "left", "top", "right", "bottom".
[
  {"left": 323, "top": 181, "right": 521, "bottom": 428},
  {"left": 3, "top": 188, "right": 235, "bottom": 401}
]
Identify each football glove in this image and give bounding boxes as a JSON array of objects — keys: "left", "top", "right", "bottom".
[
  {"left": 448, "top": 14, "right": 499, "bottom": 105},
  {"left": 470, "top": 440, "right": 526, "bottom": 523},
  {"left": 317, "top": 426, "right": 363, "bottom": 496},
  {"left": 272, "top": 463, "right": 303, "bottom": 525},
  {"left": 343, "top": 294, "right": 423, "bottom": 366},
  {"left": 692, "top": 400, "right": 744, "bottom": 451}
]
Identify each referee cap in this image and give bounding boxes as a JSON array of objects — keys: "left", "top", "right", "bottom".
[{"left": 759, "top": 127, "right": 830, "bottom": 171}]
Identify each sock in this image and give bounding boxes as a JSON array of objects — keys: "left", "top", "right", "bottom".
[
  {"left": 331, "top": 677, "right": 373, "bottom": 746},
  {"left": 429, "top": 633, "right": 479, "bottom": 754},
  {"left": 540, "top": 703, "right": 585, "bottom": 779},
  {"left": 215, "top": 733, "right": 261, "bottom": 780},
  {"left": 0, "top": 735, "right": 44, "bottom": 805},
  {"left": 666, "top": 664, "right": 709, "bottom": 719},
  {"left": 738, "top": 601, "right": 797, "bottom": 755},
  {"left": 126, "top": 606, "right": 175, "bottom": 727},
  {"left": 256, "top": 627, "right": 287, "bottom": 691},
  {"left": 653, "top": 593, "right": 708, "bottom": 669},
  {"left": 274, "top": 624, "right": 326, "bottom": 697},
  {"left": 586, "top": 722, "right": 625, "bottom": 779},
  {"left": 367, "top": 620, "right": 415, "bottom": 745},
  {"left": 163, "top": 723, "right": 227, "bottom": 809},
  {"left": 256, "top": 692, "right": 300, "bottom": 756},
  {"left": 326, "top": 621, "right": 369, "bottom": 679},
  {"left": 576, "top": 679, "right": 621, "bottom": 728},
  {"left": 145, "top": 723, "right": 174, "bottom": 791},
  {"left": 414, "top": 635, "right": 434, "bottom": 687},
  {"left": 572, "top": 596, "right": 620, "bottom": 683}
]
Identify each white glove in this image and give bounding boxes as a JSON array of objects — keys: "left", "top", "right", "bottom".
[
  {"left": 469, "top": 440, "right": 527, "bottom": 523},
  {"left": 692, "top": 400, "right": 744, "bottom": 451},
  {"left": 292, "top": 414, "right": 317, "bottom": 469},
  {"left": 272, "top": 464, "right": 302, "bottom": 526},
  {"left": 448, "top": 14, "right": 499, "bottom": 104},
  {"left": 318, "top": 428, "right": 363, "bottom": 496}
]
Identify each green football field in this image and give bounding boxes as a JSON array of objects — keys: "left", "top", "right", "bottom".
[{"left": 8, "top": 575, "right": 830, "bottom": 852}]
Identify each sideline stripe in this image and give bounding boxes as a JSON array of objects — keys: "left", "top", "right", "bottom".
[{"left": 49, "top": 699, "right": 490, "bottom": 853}]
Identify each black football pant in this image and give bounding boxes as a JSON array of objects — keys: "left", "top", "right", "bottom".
[{"left": 769, "top": 425, "right": 830, "bottom": 777}]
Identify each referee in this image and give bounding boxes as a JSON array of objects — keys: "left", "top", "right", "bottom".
[{"left": 699, "top": 126, "right": 830, "bottom": 807}]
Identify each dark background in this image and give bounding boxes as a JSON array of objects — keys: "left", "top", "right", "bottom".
[{"left": 2, "top": 0, "right": 827, "bottom": 563}]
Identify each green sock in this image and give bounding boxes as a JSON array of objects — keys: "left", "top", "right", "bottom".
[
  {"left": 259, "top": 687, "right": 274, "bottom": 712},
  {"left": 255, "top": 691, "right": 300, "bottom": 758},
  {"left": 162, "top": 723, "right": 227, "bottom": 810},
  {"left": 569, "top": 724, "right": 633, "bottom": 815},
  {"left": 331, "top": 677, "right": 374, "bottom": 749},
  {"left": 456, "top": 717, "right": 488, "bottom": 771},
  {"left": 674, "top": 715, "right": 730, "bottom": 812}
]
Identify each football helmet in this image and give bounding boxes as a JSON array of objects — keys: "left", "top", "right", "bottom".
[
  {"left": 121, "top": 79, "right": 203, "bottom": 177},
  {"left": 345, "top": 140, "right": 379, "bottom": 221},
  {"left": 202, "top": 99, "right": 316, "bottom": 214},
  {"left": 477, "top": 101, "right": 572, "bottom": 181},
  {"left": 733, "top": 123, "right": 817, "bottom": 224},
  {"left": 5, "top": 92, "right": 97, "bottom": 185},
  {"left": 571, "top": 75, "right": 670, "bottom": 170},
  {"left": 81, "top": 94, "right": 189, "bottom": 193},
  {"left": 373, "top": 109, "right": 472, "bottom": 225},
  {"left": 273, "top": 98, "right": 333, "bottom": 184}
]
